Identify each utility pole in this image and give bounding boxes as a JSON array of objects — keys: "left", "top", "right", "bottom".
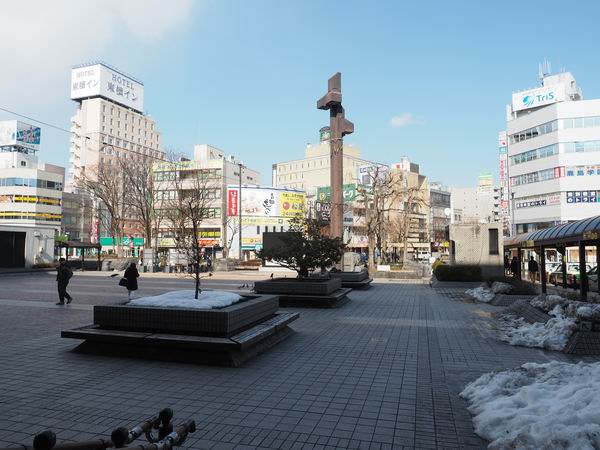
[
  {"left": 317, "top": 72, "right": 354, "bottom": 241},
  {"left": 238, "top": 162, "right": 243, "bottom": 261}
]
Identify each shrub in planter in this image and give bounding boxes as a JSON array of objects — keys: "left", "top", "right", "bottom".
[
  {"left": 433, "top": 264, "right": 482, "bottom": 281},
  {"left": 258, "top": 215, "right": 345, "bottom": 278}
]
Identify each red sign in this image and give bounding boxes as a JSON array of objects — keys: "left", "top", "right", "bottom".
[
  {"left": 554, "top": 166, "right": 565, "bottom": 178},
  {"left": 199, "top": 239, "right": 219, "bottom": 247},
  {"left": 228, "top": 189, "right": 238, "bottom": 216}
]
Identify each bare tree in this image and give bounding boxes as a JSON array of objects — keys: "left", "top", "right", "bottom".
[
  {"left": 76, "top": 162, "right": 127, "bottom": 256},
  {"left": 385, "top": 171, "right": 430, "bottom": 266},
  {"left": 356, "top": 167, "right": 429, "bottom": 270},
  {"left": 356, "top": 167, "right": 398, "bottom": 273},
  {"left": 118, "top": 154, "right": 173, "bottom": 257},
  {"left": 223, "top": 216, "right": 239, "bottom": 258},
  {"left": 161, "top": 163, "right": 218, "bottom": 299}
]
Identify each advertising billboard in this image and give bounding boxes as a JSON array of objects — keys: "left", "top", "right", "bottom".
[
  {"left": 316, "top": 184, "right": 359, "bottom": 202},
  {"left": 0, "top": 120, "right": 41, "bottom": 151},
  {"left": 227, "top": 187, "right": 305, "bottom": 218},
  {"left": 512, "top": 84, "right": 565, "bottom": 112},
  {"left": 71, "top": 63, "right": 145, "bottom": 113},
  {"left": 279, "top": 192, "right": 305, "bottom": 217}
]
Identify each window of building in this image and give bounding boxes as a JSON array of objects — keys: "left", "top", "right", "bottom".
[
  {"left": 489, "top": 228, "right": 499, "bottom": 255},
  {"left": 509, "top": 120, "right": 557, "bottom": 144}
]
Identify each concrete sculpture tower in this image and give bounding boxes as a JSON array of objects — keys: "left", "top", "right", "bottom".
[{"left": 317, "top": 72, "right": 354, "bottom": 239}]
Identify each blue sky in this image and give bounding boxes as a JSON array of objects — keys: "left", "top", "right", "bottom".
[{"left": 1, "top": 0, "right": 599, "bottom": 187}]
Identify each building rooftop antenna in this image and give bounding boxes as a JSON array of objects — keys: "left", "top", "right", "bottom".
[{"left": 538, "top": 59, "right": 551, "bottom": 86}]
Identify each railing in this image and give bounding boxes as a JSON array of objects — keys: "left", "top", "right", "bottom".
[{"left": 0, "top": 409, "right": 195, "bottom": 450}]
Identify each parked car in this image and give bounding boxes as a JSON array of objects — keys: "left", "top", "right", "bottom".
[
  {"left": 549, "top": 263, "right": 592, "bottom": 287},
  {"left": 573, "top": 266, "right": 598, "bottom": 290},
  {"left": 544, "top": 262, "right": 560, "bottom": 279}
]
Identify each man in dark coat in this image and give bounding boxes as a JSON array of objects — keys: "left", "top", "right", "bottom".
[
  {"left": 124, "top": 262, "right": 140, "bottom": 300},
  {"left": 510, "top": 256, "right": 520, "bottom": 278},
  {"left": 56, "top": 257, "right": 73, "bottom": 305},
  {"left": 528, "top": 256, "right": 539, "bottom": 283}
]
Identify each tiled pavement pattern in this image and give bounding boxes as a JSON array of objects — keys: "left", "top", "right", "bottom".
[{"left": 0, "top": 274, "right": 596, "bottom": 450}]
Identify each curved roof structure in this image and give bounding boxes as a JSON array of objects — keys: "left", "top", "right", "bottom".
[{"left": 504, "top": 215, "right": 600, "bottom": 248}]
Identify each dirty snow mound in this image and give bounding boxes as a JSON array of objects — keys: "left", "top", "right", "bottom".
[
  {"left": 465, "top": 286, "right": 495, "bottom": 303},
  {"left": 500, "top": 305, "right": 576, "bottom": 351},
  {"left": 128, "top": 290, "right": 242, "bottom": 309},
  {"left": 530, "top": 294, "right": 568, "bottom": 312},
  {"left": 491, "top": 281, "right": 512, "bottom": 294},
  {"left": 461, "top": 361, "right": 600, "bottom": 450}
]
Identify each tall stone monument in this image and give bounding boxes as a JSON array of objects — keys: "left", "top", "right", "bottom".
[{"left": 317, "top": 72, "right": 354, "bottom": 240}]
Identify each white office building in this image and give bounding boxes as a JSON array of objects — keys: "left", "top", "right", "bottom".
[
  {"left": 506, "top": 70, "right": 600, "bottom": 234},
  {"left": 0, "top": 120, "right": 64, "bottom": 267}
]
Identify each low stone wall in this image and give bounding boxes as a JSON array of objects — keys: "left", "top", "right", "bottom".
[
  {"left": 255, "top": 278, "right": 342, "bottom": 296},
  {"left": 94, "top": 294, "right": 279, "bottom": 337},
  {"left": 498, "top": 300, "right": 551, "bottom": 323},
  {"left": 491, "top": 294, "right": 537, "bottom": 307},
  {"left": 564, "top": 331, "right": 600, "bottom": 355}
]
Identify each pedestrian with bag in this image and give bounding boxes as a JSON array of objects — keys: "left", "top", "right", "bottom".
[
  {"left": 56, "top": 257, "right": 74, "bottom": 305},
  {"left": 122, "top": 262, "right": 140, "bottom": 300}
]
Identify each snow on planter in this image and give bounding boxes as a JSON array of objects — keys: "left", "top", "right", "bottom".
[
  {"left": 500, "top": 305, "right": 576, "bottom": 351},
  {"left": 128, "top": 290, "right": 242, "bottom": 309},
  {"left": 461, "top": 361, "right": 600, "bottom": 450}
]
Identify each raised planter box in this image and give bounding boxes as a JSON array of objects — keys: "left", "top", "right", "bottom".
[
  {"left": 62, "top": 293, "right": 298, "bottom": 366},
  {"left": 331, "top": 270, "right": 372, "bottom": 289},
  {"left": 94, "top": 294, "right": 278, "bottom": 337},
  {"left": 255, "top": 277, "right": 342, "bottom": 296},
  {"left": 254, "top": 278, "right": 350, "bottom": 308}
]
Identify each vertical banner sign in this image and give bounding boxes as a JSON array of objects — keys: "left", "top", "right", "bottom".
[{"left": 228, "top": 189, "right": 238, "bottom": 216}]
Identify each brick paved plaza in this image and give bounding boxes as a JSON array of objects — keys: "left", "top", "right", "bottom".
[{"left": 0, "top": 273, "right": 588, "bottom": 449}]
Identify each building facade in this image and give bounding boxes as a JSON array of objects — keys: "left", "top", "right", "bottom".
[
  {"left": 272, "top": 131, "right": 374, "bottom": 196},
  {"left": 387, "top": 158, "right": 431, "bottom": 261},
  {"left": 429, "top": 181, "right": 451, "bottom": 255},
  {"left": 67, "top": 62, "right": 166, "bottom": 244},
  {"left": 506, "top": 70, "right": 600, "bottom": 234},
  {"left": 153, "top": 144, "right": 261, "bottom": 261},
  {"left": 451, "top": 174, "right": 500, "bottom": 225},
  {"left": 0, "top": 120, "right": 64, "bottom": 266}
]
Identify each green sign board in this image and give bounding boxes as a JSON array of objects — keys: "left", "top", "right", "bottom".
[
  {"left": 100, "top": 237, "right": 145, "bottom": 247},
  {"left": 316, "top": 184, "right": 358, "bottom": 202}
]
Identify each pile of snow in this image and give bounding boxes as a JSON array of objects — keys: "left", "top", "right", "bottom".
[
  {"left": 461, "top": 361, "right": 600, "bottom": 450},
  {"left": 491, "top": 281, "right": 513, "bottom": 294},
  {"left": 530, "top": 294, "right": 600, "bottom": 321},
  {"left": 128, "top": 290, "right": 242, "bottom": 309},
  {"left": 465, "top": 282, "right": 512, "bottom": 303},
  {"left": 500, "top": 305, "right": 576, "bottom": 351},
  {"left": 465, "top": 286, "right": 495, "bottom": 303},
  {"left": 530, "top": 294, "right": 569, "bottom": 312}
]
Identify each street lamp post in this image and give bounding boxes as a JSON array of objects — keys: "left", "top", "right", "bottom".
[
  {"left": 238, "top": 162, "right": 243, "bottom": 261},
  {"left": 511, "top": 191, "right": 515, "bottom": 237}
]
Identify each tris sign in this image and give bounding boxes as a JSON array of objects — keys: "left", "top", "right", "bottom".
[
  {"left": 70, "top": 63, "right": 145, "bottom": 113},
  {"left": 512, "top": 84, "right": 565, "bottom": 112}
]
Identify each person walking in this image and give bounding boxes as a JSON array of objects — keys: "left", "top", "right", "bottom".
[
  {"left": 124, "top": 262, "right": 139, "bottom": 300},
  {"left": 528, "top": 256, "right": 539, "bottom": 284},
  {"left": 56, "top": 257, "right": 73, "bottom": 305},
  {"left": 206, "top": 256, "right": 213, "bottom": 273},
  {"left": 510, "top": 256, "right": 520, "bottom": 278}
]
